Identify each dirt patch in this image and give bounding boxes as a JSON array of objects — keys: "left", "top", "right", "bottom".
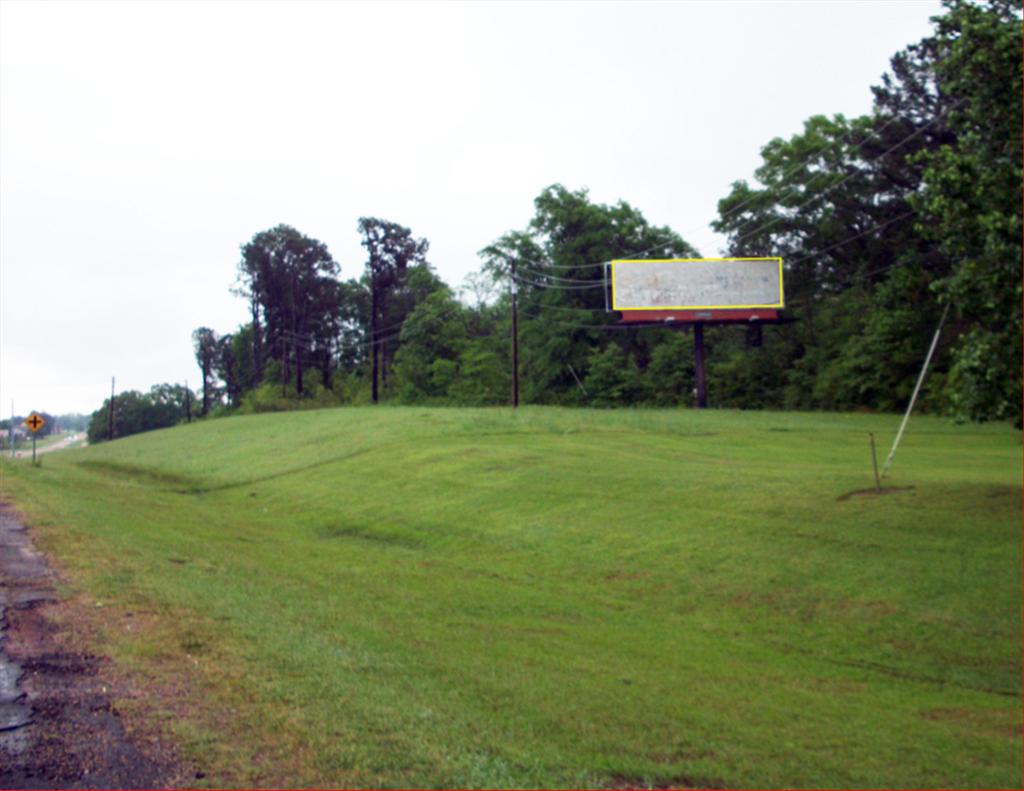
[
  {"left": 837, "top": 485, "right": 915, "bottom": 501},
  {"left": 317, "top": 523, "right": 422, "bottom": 548},
  {"left": 606, "top": 770, "right": 724, "bottom": 789},
  {"left": 0, "top": 501, "right": 189, "bottom": 789},
  {"left": 921, "top": 707, "right": 1022, "bottom": 739}
]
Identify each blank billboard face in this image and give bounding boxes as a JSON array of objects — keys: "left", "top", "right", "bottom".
[{"left": 611, "top": 258, "right": 784, "bottom": 310}]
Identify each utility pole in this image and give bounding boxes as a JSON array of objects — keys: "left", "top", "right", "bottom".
[
  {"left": 693, "top": 322, "right": 707, "bottom": 409},
  {"left": 510, "top": 255, "right": 519, "bottom": 408},
  {"left": 371, "top": 281, "right": 379, "bottom": 404},
  {"left": 185, "top": 380, "right": 192, "bottom": 423},
  {"left": 108, "top": 377, "right": 115, "bottom": 440},
  {"left": 9, "top": 401, "right": 14, "bottom": 458}
]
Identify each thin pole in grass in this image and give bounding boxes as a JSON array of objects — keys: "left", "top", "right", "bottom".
[{"left": 869, "top": 433, "right": 881, "bottom": 493}]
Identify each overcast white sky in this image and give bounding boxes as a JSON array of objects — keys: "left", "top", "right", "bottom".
[{"left": 1, "top": 0, "right": 942, "bottom": 416}]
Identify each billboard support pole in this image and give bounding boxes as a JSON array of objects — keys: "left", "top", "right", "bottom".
[{"left": 694, "top": 322, "right": 707, "bottom": 409}]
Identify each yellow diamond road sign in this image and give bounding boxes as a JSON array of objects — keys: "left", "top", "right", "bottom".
[{"left": 24, "top": 412, "right": 45, "bottom": 433}]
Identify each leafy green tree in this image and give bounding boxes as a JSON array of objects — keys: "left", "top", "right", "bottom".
[
  {"left": 87, "top": 384, "right": 193, "bottom": 443},
  {"left": 584, "top": 344, "right": 645, "bottom": 407},
  {"left": 357, "top": 217, "right": 430, "bottom": 402},
  {"left": 448, "top": 337, "right": 511, "bottom": 406},
  {"left": 480, "top": 185, "right": 698, "bottom": 405},
  {"left": 711, "top": 106, "right": 955, "bottom": 412},
  {"left": 236, "top": 225, "right": 341, "bottom": 396},
  {"left": 55, "top": 413, "right": 89, "bottom": 432},
  {"left": 192, "top": 326, "right": 219, "bottom": 414},
  {"left": 911, "top": 0, "right": 1022, "bottom": 424},
  {"left": 449, "top": 292, "right": 511, "bottom": 405},
  {"left": 645, "top": 332, "right": 695, "bottom": 406},
  {"left": 708, "top": 1, "right": 1023, "bottom": 418},
  {"left": 206, "top": 324, "right": 257, "bottom": 410},
  {"left": 393, "top": 289, "right": 468, "bottom": 401}
]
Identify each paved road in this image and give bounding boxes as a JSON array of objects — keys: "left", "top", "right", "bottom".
[
  {"left": 0, "top": 502, "right": 181, "bottom": 788},
  {"left": 12, "top": 433, "right": 86, "bottom": 460}
]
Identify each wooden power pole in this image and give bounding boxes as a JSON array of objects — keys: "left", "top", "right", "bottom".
[
  {"left": 108, "top": 376, "right": 115, "bottom": 439},
  {"left": 510, "top": 256, "right": 519, "bottom": 408},
  {"left": 370, "top": 283, "right": 379, "bottom": 404}
]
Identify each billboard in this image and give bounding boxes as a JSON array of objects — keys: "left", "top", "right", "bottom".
[{"left": 611, "top": 257, "right": 784, "bottom": 311}]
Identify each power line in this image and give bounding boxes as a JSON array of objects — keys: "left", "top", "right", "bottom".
[
  {"left": 882, "top": 302, "right": 951, "bottom": 477},
  {"left": 338, "top": 329, "right": 406, "bottom": 351},
  {"left": 520, "top": 311, "right": 633, "bottom": 330},
  {"left": 780, "top": 213, "right": 923, "bottom": 309},
  {"left": 517, "top": 209, "right": 917, "bottom": 300},
  {"left": 519, "top": 300, "right": 605, "bottom": 315},
  {"left": 513, "top": 273, "right": 606, "bottom": 291},
  {"left": 516, "top": 263, "right": 605, "bottom": 284},
  {"left": 523, "top": 208, "right": 928, "bottom": 328},
  {"left": 696, "top": 112, "right": 911, "bottom": 241},
  {"left": 783, "top": 210, "right": 917, "bottom": 271},
  {"left": 501, "top": 102, "right": 955, "bottom": 276},
  {"left": 522, "top": 235, "right": 684, "bottom": 271},
  {"left": 727, "top": 99, "right": 965, "bottom": 250},
  {"left": 510, "top": 105, "right": 963, "bottom": 313}
]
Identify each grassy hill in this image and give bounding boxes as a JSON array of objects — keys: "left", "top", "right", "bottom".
[{"left": 2, "top": 407, "right": 1020, "bottom": 788}]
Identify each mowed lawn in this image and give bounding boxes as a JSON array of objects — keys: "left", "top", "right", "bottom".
[{"left": 1, "top": 407, "right": 1020, "bottom": 788}]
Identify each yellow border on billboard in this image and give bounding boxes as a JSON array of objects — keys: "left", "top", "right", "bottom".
[{"left": 610, "top": 257, "right": 784, "bottom": 310}]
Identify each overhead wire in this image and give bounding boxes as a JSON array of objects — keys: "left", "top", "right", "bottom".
[
  {"left": 781, "top": 210, "right": 917, "bottom": 271},
  {"left": 272, "top": 94, "right": 964, "bottom": 368},
  {"left": 495, "top": 100, "right": 958, "bottom": 276},
  {"left": 726, "top": 98, "right": 965, "bottom": 249},
  {"left": 687, "top": 111, "right": 911, "bottom": 240},
  {"left": 516, "top": 263, "right": 605, "bottom": 284},
  {"left": 611, "top": 70, "right": 963, "bottom": 262},
  {"left": 518, "top": 300, "right": 606, "bottom": 315},
  {"left": 513, "top": 273, "right": 606, "bottom": 291},
  {"left": 511, "top": 106, "right": 961, "bottom": 309},
  {"left": 522, "top": 207, "right": 926, "bottom": 329}
]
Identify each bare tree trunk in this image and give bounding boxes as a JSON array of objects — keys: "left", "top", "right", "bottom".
[
  {"left": 201, "top": 364, "right": 210, "bottom": 415},
  {"left": 251, "top": 296, "right": 264, "bottom": 386},
  {"left": 321, "top": 346, "right": 331, "bottom": 389}
]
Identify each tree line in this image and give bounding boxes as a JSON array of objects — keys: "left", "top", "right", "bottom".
[{"left": 89, "top": 0, "right": 1021, "bottom": 442}]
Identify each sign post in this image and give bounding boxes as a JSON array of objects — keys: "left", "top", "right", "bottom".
[{"left": 24, "top": 412, "right": 45, "bottom": 464}]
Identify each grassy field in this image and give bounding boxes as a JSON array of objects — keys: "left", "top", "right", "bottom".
[{"left": 1, "top": 407, "right": 1020, "bottom": 788}]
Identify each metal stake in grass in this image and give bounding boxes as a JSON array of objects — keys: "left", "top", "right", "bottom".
[{"left": 869, "top": 432, "right": 881, "bottom": 493}]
